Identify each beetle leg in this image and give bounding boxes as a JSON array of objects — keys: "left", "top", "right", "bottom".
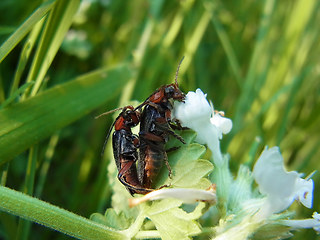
[
  {"left": 139, "top": 131, "right": 164, "bottom": 142},
  {"left": 158, "top": 183, "right": 171, "bottom": 189},
  {"left": 148, "top": 101, "right": 160, "bottom": 109},
  {"left": 166, "top": 146, "right": 180, "bottom": 152},
  {"left": 117, "top": 161, "right": 136, "bottom": 184},
  {"left": 169, "top": 121, "right": 189, "bottom": 130},
  {"left": 118, "top": 161, "right": 153, "bottom": 195},
  {"left": 164, "top": 109, "right": 172, "bottom": 122},
  {"left": 153, "top": 121, "right": 186, "bottom": 144},
  {"left": 163, "top": 152, "right": 172, "bottom": 179},
  {"left": 131, "top": 134, "right": 140, "bottom": 148}
]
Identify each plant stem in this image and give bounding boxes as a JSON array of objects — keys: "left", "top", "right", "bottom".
[
  {"left": 0, "top": 186, "right": 127, "bottom": 240},
  {"left": 16, "top": 146, "right": 38, "bottom": 240},
  {"left": 35, "top": 132, "right": 60, "bottom": 198}
]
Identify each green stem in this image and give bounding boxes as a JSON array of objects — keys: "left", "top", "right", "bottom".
[
  {"left": 121, "top": 210, "right": 146, "bottom": 239},
  {"left": 0, "top": 186, "right": 126, "bottom": 240},
  {"left": 16, "top": 146, "right": 38, "bottom": 240},
  {"left": 0, "top": 162, "right": 9, "bottom": 186},
  {"left": 210, "top": 156, "right": 232, "bottom": 217},
  {"left": 35, "top": 132, "right": 60, "bottom": 198},
  {"left": 135, "top": 230, "right": 161, "bottom": 239},
  {"left": 10, "top": 19, "right": 44, "bottom": 97},
  {"left": 135, "top": 227, "right": 215, "bottom": 239}
]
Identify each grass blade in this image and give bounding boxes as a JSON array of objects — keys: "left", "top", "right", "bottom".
[
  {"left": 0, "top": 64, "right": 132, "bottom": 163},
  {"left": 26, "top": 0, "right": 80, "bottom": 97},
  {"left": 0, "top": 0, "right": 55, "bottom": 63}
]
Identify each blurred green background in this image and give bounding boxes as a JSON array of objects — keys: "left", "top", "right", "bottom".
[{"left": 0, "top": 0, "right": 319, "bottom": 239}]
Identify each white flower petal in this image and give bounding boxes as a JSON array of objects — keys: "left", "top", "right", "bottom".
[
  {"left": 173, "top": 88, "right": 211, "bottom": 128},
  {"left": 253, "top": 147, "right": 297, "bottom": 198},
  {"left": 173, "top": 88, "right": 232, "bottom": 166},
  {"left": 295, "top": 178, "right": 314, "bottom": 208},
  {"left": 253, "top": 147, "right": 314, "bottom": 217},
  {"left": 281, "top": 212, "right": 320, "bottom": 233},
  {"left": 210, "top": 113, "right": 233, "bottom": 137},
  {"left": 128, "top": 187, "right": 217, "bottom": 207},
  {"left": 312, "top": 212, "right": 320, "bottom": 233}
]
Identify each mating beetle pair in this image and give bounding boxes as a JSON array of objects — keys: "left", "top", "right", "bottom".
[{"left": 98, "top": 59, "right": 186, "bottom": 195}]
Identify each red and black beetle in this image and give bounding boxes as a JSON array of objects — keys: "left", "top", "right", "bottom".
[
  {"left": 97, "top": 106, "right": 151, "bottom": 195},
  {"left": 136, "top": 58, "right": 186, "bottom": 188}
]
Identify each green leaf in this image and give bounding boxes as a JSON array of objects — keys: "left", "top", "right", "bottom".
[
  {"left": 165, "top": 129, "right": 197, "bottom": 149},
  {"left": 228, "top": 165, "right": 254, "bottom": 212},
  {"left": 0, "top": 64, "right": 132, "bottom": 163},
  {"left": 157, "top": 140, "right": 213, "bottom": 189},
  {"left": 0, "top": 186, "right": 126, "bottom": 240},
  {"left": 91, "top": 209, "right": 133, "bottom": 230},
  {"left": 0, "top": 0, "right": 55, "bottom": 63},
  {"left": 0, "top": 81, "right": 34, "bottom": 109},
  {"left": 143, "top": 199, "right": 202, "bottom": 240}
]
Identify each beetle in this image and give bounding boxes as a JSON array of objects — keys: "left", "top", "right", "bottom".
[
  {"left": 97, "top": 106, "right": 152, "bottom": 195},
  {"left": 136, "top": 57, "right": 186, "bottom": 188}
]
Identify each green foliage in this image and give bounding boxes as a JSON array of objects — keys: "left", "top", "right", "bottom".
[
  {"left": 91, "top": 209, "right": 133, "bottom": 230},
  {"left": 142, "top": 199, "right": 202, "bottom": 240},
  {"left": 0, "top": 0, "right": 319, "bottom": 239}
]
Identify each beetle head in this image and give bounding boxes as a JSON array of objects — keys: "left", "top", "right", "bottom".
[{"left": 121, "top": 106, "right": 140, "bottom": 127}]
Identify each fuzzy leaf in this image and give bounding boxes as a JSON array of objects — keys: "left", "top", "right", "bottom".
[
  {"left": 157, "top": 142, "right": 213, "bottom": 189},
  {"left": 228, "top": 165, "right": 254, "bottom": 212},
  {"left": 165, "top": 129, "right": 197, "bottom": 149},
  {"left": 143, "top": 199, "right": 202, "bottom": 240},
  {"left": 91, "top": 209, "right": 133, "bottom": 230}
]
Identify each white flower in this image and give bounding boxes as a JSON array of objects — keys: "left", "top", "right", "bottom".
[
  {"left": 173, "top": 89, "right": 232, "bottom": 166},
  {"left": 128, "top": 187, "right": 217, "bottom": 207},
  {"left": 281, "top": 212, "right": 320, "bottom": 233},
  {"left": 210, "top": 111, "right": 233, "bottom": 139},
  {"left": 253, "top": 147, "right": 314, "bottom": 218}
]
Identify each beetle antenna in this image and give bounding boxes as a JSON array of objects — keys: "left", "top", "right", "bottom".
[
  {"left": 95, "top": 107, "right": 124, "bottom": 119},
  {"left": 175, "top": 56, "right": 184, "bottom": 86},
  {"left": 101, "top": 121, "right": 116, "bottom": 156}
]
